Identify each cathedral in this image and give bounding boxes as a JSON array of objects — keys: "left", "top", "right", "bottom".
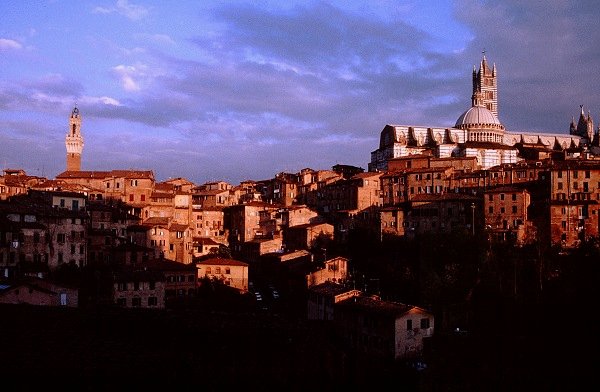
[{"left": 369, "top": 55, "right": 595, "bottom": 172}]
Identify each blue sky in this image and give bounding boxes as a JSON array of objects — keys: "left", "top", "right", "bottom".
[{"left": 2, "top": 0, "right": 600, "bottom": 185}]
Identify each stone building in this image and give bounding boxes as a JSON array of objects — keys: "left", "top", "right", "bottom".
[
  {"left": 484, "top": 186, "right": 532, "bottom": 244},
  {"left": 369, "top": 55, "right": 585, "bottom": 173},
  {"left": 334, "top": 295, "right": 434, "bottom": 361},
  {"left": 196, "top": 257, "right": 249, "bottom": 292}
]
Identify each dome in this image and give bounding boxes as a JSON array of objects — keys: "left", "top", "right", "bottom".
[{"left": 455, "top": 105, "right": 501, "bottom": 128}]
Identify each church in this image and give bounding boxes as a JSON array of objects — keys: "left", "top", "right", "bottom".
[{"left": 369, "top": 55, "right": 595, "bottom": 172}]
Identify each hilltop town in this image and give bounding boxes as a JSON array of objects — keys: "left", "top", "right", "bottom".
[{"left": 1, "top": 56, "right": 599, "bottom": 389}]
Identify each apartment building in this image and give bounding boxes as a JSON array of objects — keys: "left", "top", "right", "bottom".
[
  {"left": 484, "top": 186, "right": 532, "bottom": 244},
  {"left": 196, "top": 257, "right": 249, "bottom": 292}
]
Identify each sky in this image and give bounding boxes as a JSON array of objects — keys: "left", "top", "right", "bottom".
[{"left": 2, "top": 0, "right": 600, "bottom": 185}]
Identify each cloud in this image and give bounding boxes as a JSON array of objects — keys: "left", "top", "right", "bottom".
[
  {"left": 93, "top": 0, "right": 150, "bottom": 21},
  {"left": 136, "top": 33, "right": 176, "bottom": 46},
  {"left": 111, "top": 64, "right": 144, "bottom": 91},
  {"left": 0, "top": 38, "right": 23, "bottom": 50}
]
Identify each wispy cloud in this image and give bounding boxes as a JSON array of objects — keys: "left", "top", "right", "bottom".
[
  {"left": 0, "top": 38, "right": 23, "bottom": 50},
  {"left": 93, "top": 0, "right": 150, "bottom": 21}
]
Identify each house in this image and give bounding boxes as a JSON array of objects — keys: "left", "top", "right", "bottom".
[
  {"left": 307, "top": 281, "right": 361, "bottom": 321},
  {"left": 0, "top": 277, "right": 78, "bottom": 307},
  {"left": 112, "top": 266, "right": 166, "bottom": 309},
  {"left": 306, "top": 256, "right": 348, "bottom": 287},
  {"left": 145, "top": 258, "right": 198, "bottom": 300},
  {"left": 334, "top": 295, "right": 434, "bottom": 361},
  {"left": 196, "top": 257, "right": 249, "bottom": 292},
  {"left": 284, "top": 222, "right": 334, "bottom": 251}
]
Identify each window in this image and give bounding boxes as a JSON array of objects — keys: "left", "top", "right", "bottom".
[
  {"left": 512, "top": 193, "right": 517, "bottom": 201},
  {"left": 420, "top": 318, "right": 430, "bottom": 329},
  {"left": 558, "top": 171, "right": 563, "bottom": 179},
  {"left": 134, "top": 281, "right": 140, "bottom": 291},
  {"left": 500, "top": 207, "right": 505, "bottom": 214},
  {"left": 141, "top": 195, "right": 146, "bottom": 202},
  {"left": 117, "top": 282, "right": 127, "bottom": 291},
  {"left": 225, "top": 267, "right": 230, "bottom": 275},
  {"left": 488, "top": 194, "right": 493, "bottom": 201},
  {"left": 131, "top": 180, "right": 138, "bottom": 186},
  {"left": 500, "top": 194, "right": 505, "bottom": 201},
  {"left": 148, "top": 297, "right": 158, "bottom": 306},
  {"left": 188, "top": 275, "right": 194, "bottom": 282},
  {"left": 488, "top": 206, "right": 493, "bottom": 214},
  {"left": 512, "top": 206, "right": 517, "bottom": 213},
  {"left": 215, "top": 267, "right": 221, "bottom": 274},
  {"left": 129, "top": 194, "right": 134, "bottom": 201},
  {"left": 149, "top": 281, "right": 155, "bottom": 290},
  {"left": 132, "top": 297, "right": 141, "bottom": 307},
  {"left": 117, "top": 298, "right": 126, "bottom": 307},
  {"left": 406, "top": 319, "right": 413, "bottom": 330},
  {"left": 558, "top": 182, "right": 563, "bottom": 190},
  {"left": 573, "top": 171, "right": 578, "bottom": 179},
  {"left": 60, "top": 199, "right": 65, "bottom": 207},
  {"left": 206, "top": 267, "right": 212, "bottom": 274}
]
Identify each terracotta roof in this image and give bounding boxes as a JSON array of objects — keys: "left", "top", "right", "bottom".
[
  {"left": 336, "top": 295, "right": 424, "bottom": 317},
  {"left": 56, "top": 170, "right": 154, "bottom": 179},
  {"left": 484, "top": 186, "right": 528, "bottom": 193},
  {"left": 143, "top": 217, "right": 170, "bottom": 226},
  {"left": 309, "top": 281, "right": 356, "bottom": 296},
  {"left": 196, "top": 257, "right": 248, "bottom": 267},
  {"left": 411, "top": 193, "right": 479, "bottom": 202},
  {"left": 193, "top": 237, "right": 220, "bottom": 245},
  {"left": 169, "top": 223, "right": 189, "bottom": 232},
  {"left": 150, "top": 192, "right": 174, "bottom": 198},
  {"left": 351, "top": 172, "right": 382, "bottom": 179},
  {"left": 144, "top": 259, "right": 196, "bottom": 271}
]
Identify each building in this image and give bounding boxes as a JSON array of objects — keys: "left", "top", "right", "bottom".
[
  {"left": 196, "top": 257, "right": 249, "bottom": 292},
  {"left": 307, "top": 281, "right": 361, "bottom": 321},
  {"left": 369, "top": 55, "right": 585, "bottom": 173},
  {"left": 112, "top": 266, "right": 166, "bottom": 309},
  {"left": 0, "top": 277, "right": 78, "bottom": 307},
  {"left": 306, "top": 256, "right": 349, "bottom": 287},
  {"left": 484, "top": 185, "right": 532, "bottom": 244},
  {"left": 334, "top": 295, "right": 434, "bottom": 361},
  {"left": 65, "top": 107, "right": 84, "bottom": 172}
]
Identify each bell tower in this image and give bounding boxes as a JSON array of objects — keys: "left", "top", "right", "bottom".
[
  {"left": 65, "top": 106, "right": 84, "bottom": 171},
  {"left": 472, "top": 53, "right": 498, "bottom": 118}
]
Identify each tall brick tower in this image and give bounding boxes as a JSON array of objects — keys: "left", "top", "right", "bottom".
[
  {"left": 65, "top": 106, "right": 84, "bottom": 171},
  {"left": 472, "top": 53, "right": 498, "bottom": 118}
]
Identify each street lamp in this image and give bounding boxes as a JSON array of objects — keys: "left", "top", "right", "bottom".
[{"left": 471, "top": 203, "right": 476, "bottom": 236}]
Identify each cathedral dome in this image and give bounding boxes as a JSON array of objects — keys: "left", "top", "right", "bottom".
[{"left": 455, "top": 105, "right": 501, "bottom": 128}]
